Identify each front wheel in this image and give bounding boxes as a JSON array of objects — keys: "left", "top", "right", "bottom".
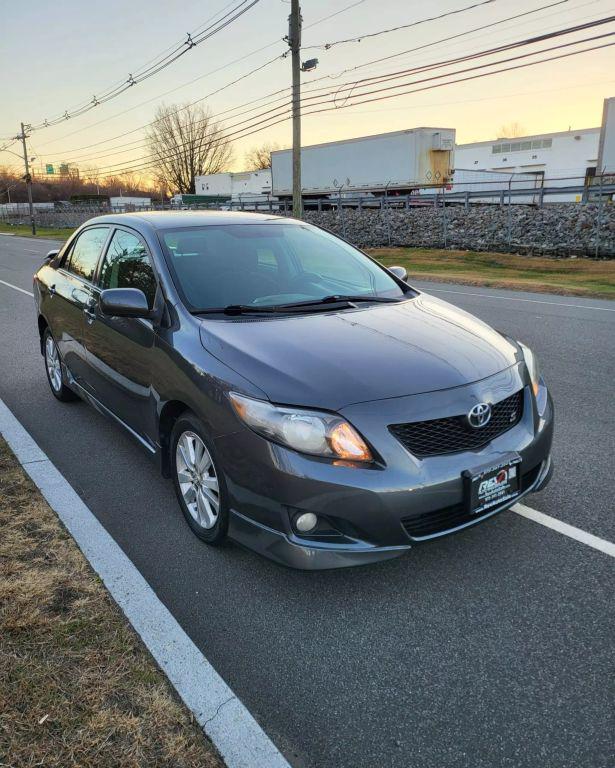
[
  {"left": 43, "top": 328, "right": 77, "bottom": 402},
  {"left": 171, "top": 413, "right": 229, "bottom": 545}
]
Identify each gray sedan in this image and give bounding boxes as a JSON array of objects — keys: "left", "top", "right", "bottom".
[{"left": 33, "top": 211, "right": 553, "bottom": 569}]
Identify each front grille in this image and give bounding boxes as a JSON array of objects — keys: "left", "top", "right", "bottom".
[
  {"left": 401, "top": 461, "right": 542, "bottom": 539},
  {"left": 389, "top": 390, "right": 524, "bottom": 458}
]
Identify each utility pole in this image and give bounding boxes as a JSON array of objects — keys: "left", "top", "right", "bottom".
[
  {"left": 18, "top": 122, "right": 36, "bottom": 235},
  {"left": 289, "top": 0, "right": 302, "bottom": 219}
]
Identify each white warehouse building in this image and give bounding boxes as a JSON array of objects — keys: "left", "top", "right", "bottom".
[{"left": 455, "top": 127, "right": 600, "bottom": 201}]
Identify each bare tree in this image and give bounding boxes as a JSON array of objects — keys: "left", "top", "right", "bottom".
[
  {"left": 496, "top": 122, "right": 526, "bottom": 139},
  {"left": 244, "top": 141, "right": 283, "bottom": 170},
  {"left": 145, "top": 103, "right": 233, "bottom": 193}
]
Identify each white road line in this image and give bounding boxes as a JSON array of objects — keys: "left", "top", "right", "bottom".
[
  {"left": 22, "top": 248, "right": 45, "bottom": 254},
  {"left": 426, "top": 288, "right": 615, "bottom": 312},
  {"left": 0, "top": 399, "right": 291, "bottom": 768},
  {"left": 513, "top": 503, "right": 615, "bottom": 558},
  {"left": 0, "top": 278, "right": 34, "bottom": 297}
]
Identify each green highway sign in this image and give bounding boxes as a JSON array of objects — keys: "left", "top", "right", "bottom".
[{"left": 45, "top": 164, "right": 54, "bottom": 174}]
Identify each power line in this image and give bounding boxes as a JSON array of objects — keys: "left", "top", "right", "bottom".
[
  {"left": 313, "top": 0, "right": 575, "bottom": 80},
  {"left": 36, "top": 50, "right": 287, "bottom": 153},
  {"left": 32, "top": 0, "right": 369, "bottom": 150},
  {"left": 55, "top": 80, "right": 293, "bottom": 165},
  {"left": 41, "top": 0, "right": 580, "bottom": 161},
  {"left": 306, "top": 0, "right": 500, "bottom": 50},
  {"left": 35, "top": 45, "right": 286, "bottom": 150},
  {"left": 58, "top": 38, "right": 612, "bottom": 179},
  {"left": 344, "top": 77, "right": 615, "bottom": 115},
  {"left": 325, "top": 15, "right": 615, "bottom": 92},
  {"left": 26, "top": 0, "right": 263, "bottom": 132},
  {"left": 302, "top": 40, "right": 615, "bottom": 115},
  {"left": 79, "top": 32, "right": 614, "bottom": 179},
  {"left": 42, "top": 0, "right": 586, "bottom": 166},
  {"left": 303, "top": 0, "right": 370, "bottom": 30}
]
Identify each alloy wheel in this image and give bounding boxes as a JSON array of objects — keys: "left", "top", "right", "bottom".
[
  {"left": 45, "top": 336, "right": 62, "bottom": 393},
  {"left": 175, "top": 431, "right": 220, "bottom": 529}
]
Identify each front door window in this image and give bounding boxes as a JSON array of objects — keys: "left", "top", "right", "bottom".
[{"left": 99, "top": 229, "right": 157, "bottom": 307}]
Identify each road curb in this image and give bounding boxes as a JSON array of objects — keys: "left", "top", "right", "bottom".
[{"left": 0, "top": 397, "right": 291, "bottom": 768}]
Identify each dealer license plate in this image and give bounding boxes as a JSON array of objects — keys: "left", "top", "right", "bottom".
[{"left": 463, "top": 455, "right": 522, "bottom": 516}]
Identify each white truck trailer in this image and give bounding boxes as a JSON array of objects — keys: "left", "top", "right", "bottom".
[
  {"left": 271, "top": 128, "right": 455, "bottom": 198},
  {"left": 195, "top": 170, "right": 272, "bottom": 201},
  {"left": 109, "top": 196, "right": 151, "bottom": 210}
]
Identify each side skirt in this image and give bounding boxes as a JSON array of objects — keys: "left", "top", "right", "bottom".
[{"left": 67, "top": 374, "right": 163, "bottom": 471}]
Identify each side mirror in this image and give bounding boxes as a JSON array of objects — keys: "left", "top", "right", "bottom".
[
  {"left": 45, "top": 249, "right": 60, "bottom": 262},
  {"left": 388, "top": 265, "right": 408, "bottom": 282},
  {"left": 100, "top": 288, "right": 150, "bottom": 318}
]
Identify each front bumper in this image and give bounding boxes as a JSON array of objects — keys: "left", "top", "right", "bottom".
[
  {"left": 227, "top": 453, "right": 553, "bottom": 570},
  {"left": 216, "top": 365, "right": 554, "bottom": 570}
]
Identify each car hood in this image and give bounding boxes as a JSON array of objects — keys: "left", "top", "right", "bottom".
[{"left": 199, "top": 293, "right": 519, "bottom": 410}]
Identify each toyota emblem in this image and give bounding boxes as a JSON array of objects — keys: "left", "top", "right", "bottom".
[{"left": 467, "top": 402, "right": 492, "bottom": 429}]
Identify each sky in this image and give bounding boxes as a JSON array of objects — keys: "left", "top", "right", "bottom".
[{"left": 1, "top": 0, "right": 614, "bottom": 180}]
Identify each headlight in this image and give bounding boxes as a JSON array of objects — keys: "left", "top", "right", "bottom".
[
  {"left": 229, "top": 393, "right": 373, "bottom": 462},
  {"left": 519, "top": 342, "right": 540, "bottom": 397}
]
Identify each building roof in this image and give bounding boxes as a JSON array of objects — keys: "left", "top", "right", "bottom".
[{"left": 457, "top": 127, "right": 600, "bottom": 149}]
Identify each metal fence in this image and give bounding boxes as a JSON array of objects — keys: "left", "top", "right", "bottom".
[{"left": 2, "top": 173, "right": 613, "bottom": 256}]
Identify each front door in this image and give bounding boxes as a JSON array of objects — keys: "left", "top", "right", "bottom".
[{"left": 83, "top": 227, "right": 159, "bottom": 443}]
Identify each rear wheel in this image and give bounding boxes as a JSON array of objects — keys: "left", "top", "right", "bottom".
[
  {"left": 171, "top": 413, "right": 229, "bottom": 544},
  {"left": 43, "top": 328, "right": 77, "bottom": 402}
]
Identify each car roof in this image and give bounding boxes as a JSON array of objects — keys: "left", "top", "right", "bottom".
[{"left": 86, "top": 210, "right": 294, "bottom": 230}]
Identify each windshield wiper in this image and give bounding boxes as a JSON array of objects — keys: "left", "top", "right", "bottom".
[
  {"left": 322, "top": 294, "right": 401, "bottom": 304},
  {"left": 272, "top": 294, "right": 402, "bottom": 310},
  {"left": 192, "top": 304, "right": 283, "bottom": 316},
  {"left": 193, "top": 294, "right": 402, "bottom": 316}
]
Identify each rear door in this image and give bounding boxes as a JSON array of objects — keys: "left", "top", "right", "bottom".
[
  {"left": 83, "top": 226, "right": 159, "bottom": 442},
  {"left": 45, "top": 226, "right": 111, "bottom": 386}
]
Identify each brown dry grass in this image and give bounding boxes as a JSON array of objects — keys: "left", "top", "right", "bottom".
[
  {"left": 0, "top": 439, "right": 224, "bottom": 768},
  {"left": 367, "top": 248, "right": 615, "bottom": 299}
]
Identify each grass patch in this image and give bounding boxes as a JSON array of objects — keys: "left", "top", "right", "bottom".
[
  {"left": 0, "top": 222, "right": 75, "bottom": 240},
  {"left": 0, "top": 438, "right": 224, "bottom": 768},
  {"left": 367, "top": 247, "right": 615, "bottom": 299}
]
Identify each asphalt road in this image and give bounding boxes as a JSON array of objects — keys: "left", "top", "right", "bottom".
[{"left": 1, "top": 234, "right": 613, "bottom": 768}]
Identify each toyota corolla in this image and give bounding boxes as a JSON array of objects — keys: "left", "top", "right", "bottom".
[{"left": 33, "top": 211, "right": 553, "bottom": 569}]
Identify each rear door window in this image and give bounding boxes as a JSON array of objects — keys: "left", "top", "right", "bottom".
[{"left": 66, "top": 227, "right": 110, "bottom": 282}]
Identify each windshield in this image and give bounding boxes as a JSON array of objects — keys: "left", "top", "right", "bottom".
[{"left": 159, "top": 223, "right": 407, "bottom": 312}]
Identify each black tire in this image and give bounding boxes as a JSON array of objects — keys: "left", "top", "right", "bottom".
[
  {"left": 170, "top": 411, "right": 229, "bottom": 545},
  {"left": 42, "top": 328, "right": 78, "bottom": 402}
]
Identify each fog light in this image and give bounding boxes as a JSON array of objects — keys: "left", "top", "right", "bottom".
[{"left": 294, "top": 512, "right": 318, "bottom": 533}]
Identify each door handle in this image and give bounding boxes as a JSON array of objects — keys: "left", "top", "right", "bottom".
[{"left": 83, "top": 297, "right": 97, "bottom": 323}]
